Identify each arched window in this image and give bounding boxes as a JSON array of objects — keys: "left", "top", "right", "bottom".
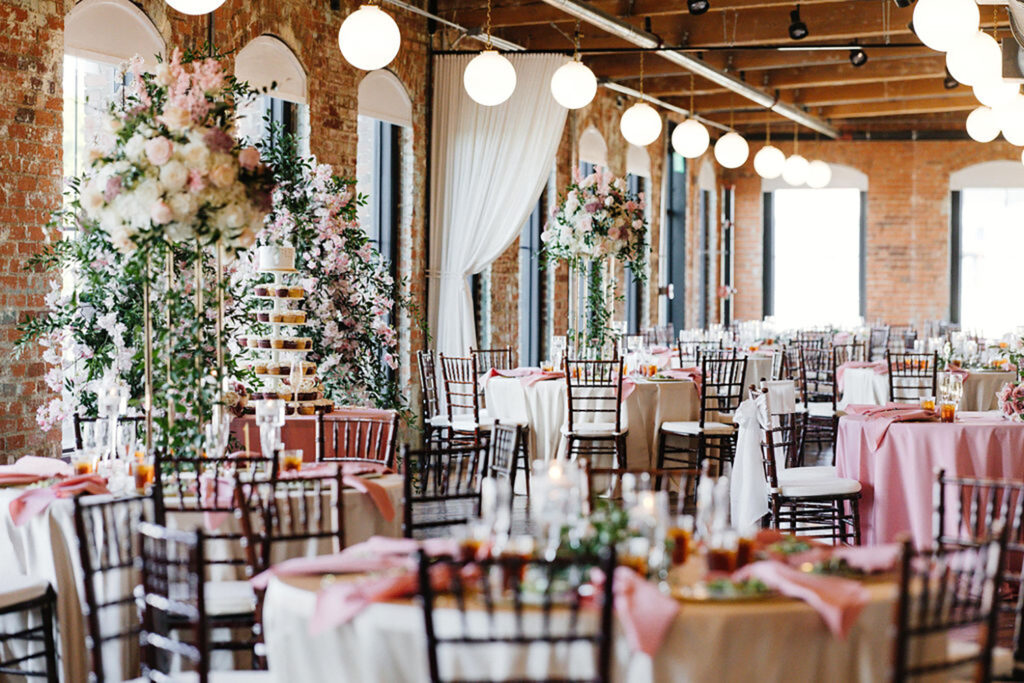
[
  {"left": 625, "top": 145, "right": 651, "bottom": 333},
  {"left": 950, "top": 160, "right": 1024, "bottom": 335},
  {"left": 578, "top": 125, "right": 607, "bottom": 171},
  {"left": 234, "top": 36, "right": 310, "bottom": 153}
]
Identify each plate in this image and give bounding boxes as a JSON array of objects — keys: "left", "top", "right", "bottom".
[{"left": 672, "top": 578, "right": 777, "bottom": 602}]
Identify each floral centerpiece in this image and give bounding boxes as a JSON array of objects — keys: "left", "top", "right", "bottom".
[
  {"left": 996, "top": 337, "right": 1024, "bottom": 422},
  {"left": 541, "top": 167, "right": 648, "bottom": 352}
]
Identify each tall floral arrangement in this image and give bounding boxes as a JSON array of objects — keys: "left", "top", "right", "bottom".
[
  {"left": 237, "top": 125, "right": 411, "bottom": 412},
  {"left": 997, "top": 337, "right": 1024, "bottom": 422},
  {"left": 541, "top": 166, "right": 648, "bottom": 351}
]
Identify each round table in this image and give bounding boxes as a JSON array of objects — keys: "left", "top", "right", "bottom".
[
  {"left": 835, "top": 412, "right": 1024, "bottom": 546},
  {"left": 840, "top": 368, "right": 1015, "bottom": 411},
  {"left": 485, "top": 377, "right": 698, "bottom": 469},
  {"left": 262, "top": 572, "right": 907, "bottom": 683}
]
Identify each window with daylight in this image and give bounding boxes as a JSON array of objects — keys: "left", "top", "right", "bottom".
[
  {"left": 663, "top": 144, "right": 687, "bottom": 328},
  {"left": 518, "top": 174, "right": 550, "bottom": 367},
  {"left": 234, "top": 36, "right": 310, "bottom": 152}
]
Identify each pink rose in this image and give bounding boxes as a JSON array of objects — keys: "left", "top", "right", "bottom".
[
  {"left": 145, "top": 136, "right": 174, "bottom": 166},
  {"left": 238, "top": 147, "right": 261, "bottom": 171},
  {"left": 188, "top": 169, "right": 208, "bottom": 193},
  {"left": 150, "top": 200, "right": 173, "bottom": 225}
]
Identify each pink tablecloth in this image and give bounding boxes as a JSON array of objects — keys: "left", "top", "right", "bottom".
[{"left": 835, "top": 411, "right": 1024, "bottom": 546}]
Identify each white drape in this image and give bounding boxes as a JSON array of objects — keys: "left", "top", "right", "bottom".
[{"left": 427, "top": 53, "right": 568, "bottom": 356}]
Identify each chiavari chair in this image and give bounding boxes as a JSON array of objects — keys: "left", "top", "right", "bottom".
[
  {"left": 485, "top": 422, "right": 522, "bottom": 502},
  {"left": 769, "top": 348, "right": 785, "bottom": 382},
  {"left": 417, "top": 349, "right": 448, "bottom": 447},
  {"left": 439, "top": 354, "right": 492, "bottom": 449},
  {"left": 802, "top": 346, "right": 842, "bottom": 457},
  {"left": 72, "top": 494, "right": 149, "bottom": 682},
  {"left": 891, "top": 530, "right": 1006, "bottom": 682},
  {"left": 472, "top": 347, "right": 531, "bottom": 497},
  {"left": 780, "top": 346, "right": 807, "bottom": 403},
  {"left": 888, "top": 325, "right": 918, "bottom": 353},
  {"left": 751, "top": 386, "right": 861, "bottom": 544},
  {"left": 583, "top": 464, "right": 698, "bottom": 515},
  {"left": 316, "top": 408, "right": 399, "bottom": 469},
  {"left": 136, "top": 522, "right": 271, "bottom": 682},
  {"left": 657, "top": 354, "right": 747, "bottom": 477},
  {"left": 677, "top": 339, "right": 723, "bottom": 367},
  {"left": 886, "top": 351, "right": 938, "bottom": 403},
  {"left": 401, "top": 441, "right": 488, "bottom": 538},
  {"left": 417, "top": 549, "right": 617, "bottom": 683},
  {"left": 869, "top": 326, "right": 890, "bottom": 361},
  {"left": 934, "top": 470, "right": 1024, "bottom": 679},
  {"left": 793, "top": 330, "right": 830, "bottom": 351},
  {"left": 0, "top": 579, "right": 59, "bottom": 682},
  {"left": 562, "top": 358, "right": 628, "bottom": 470}
]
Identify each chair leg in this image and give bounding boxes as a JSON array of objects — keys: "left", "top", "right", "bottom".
[
  {"left": 615, "top": 435, "right": 627, "bottom": 471},
  {"left": 656, "top": 431, "right": 667, "bottom": 470},
  {"left": 41, "top": 588, "right": 59, "bottom": 683},
  {"left": 851, "top": 498, "right": 862, "bottom": 546}
]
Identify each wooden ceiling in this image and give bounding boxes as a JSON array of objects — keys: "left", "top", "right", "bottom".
[{"left": 434, "top": 0, "right": 1013, "bottom": 136}]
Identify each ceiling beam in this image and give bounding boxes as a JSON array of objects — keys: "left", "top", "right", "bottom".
[
  {"left": 690, "top": 78, "right": 963, "bottom": 111},
  {"left": 821, "top": 95, "right": 979, "bottom": 118}
]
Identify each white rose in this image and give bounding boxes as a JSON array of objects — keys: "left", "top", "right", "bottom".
[
  {"left": 160, "top": 105, "right": 191, "bottom": 132},
  {"left": 154, "top": 62, "right": 172, "bottom": 87},
  {"left": 219, "top": 203, "right": 246, "bottom": 229},
  {"left": 165, "top": 221, "right": 193, "bottom": 242},
  {"left": 124, "top": 134, "right": 146, "bottom": 163},
  {"left": 182, "top": 141, "right": 209, "bottom": 170},
  {"left": 168, "top": 192, "right": 197, "bottom": 221},
  {"left": 159, "top": 160, "right": 188, "bottom": 193},
  {"left": 209, "top": 162, "right": 237, "bottom": 189},
  {"left": 80, "top": 182, "right": 104, "bottom": 215}
]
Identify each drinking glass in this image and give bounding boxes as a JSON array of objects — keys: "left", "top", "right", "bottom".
[
  {"left": 278, "top": 448, "right": 303, "bottom": 473},
  {"left": 132, "top": 454, "right": 155, "bottom": 494},
  {"left": 668, "top": 515, "right": 695, "bottom": 566},
  {"left": 919, "top": 395, "right": 936, "bottom": 412},
  {"left": 255, "top": 399, "right": 286, "bottom": 458}
]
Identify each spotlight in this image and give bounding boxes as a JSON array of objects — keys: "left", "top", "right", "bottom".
[
  {"left": 687, "top": 0, "right": 710, "bottom": 15},
  {"left": 943, "top": 67, "right": 959, "bottom": 90},
  {"left": 788, "top": 5, "right": 808, "bottom": 40},
  {"left": 893, "top": 0, "right": 913, "bottom": 7},
  {"left": 849, "top": 48, "right": 868, "bottom": 67}
]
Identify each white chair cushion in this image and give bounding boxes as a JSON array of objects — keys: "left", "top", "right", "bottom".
[
  {"left": 449, "top": 418, "right": 494, "bottom": 432},
  {"left": 807, "top": 401, "right": 844, "bottom": 418},
  {"left": 0, "top": 575, "right": 49, "bottom": 610},
  {"left": 778, "top": 466, "right": 837, "bottom": 484},
  {"left": 126, "top": 673, "right": 271, "bottom": 682},
  {"left": 428, "top": 415, "right": 450, "bottom": 428},
  {"left": 204, "top": 580, "right": 256, "bottom": 616},
  {"left": 560, "top": 422, "right": 627, "bottom": 437},
  {"left": 778, "top": 477, "right": 862, "bottom": 498},
  {"left": 660, "top": 420, "right": 736, "bottom": 436}
]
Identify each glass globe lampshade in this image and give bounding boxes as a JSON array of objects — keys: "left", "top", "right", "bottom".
[
  {"left": 753, "top": 145, "right": 786, "bottom": 179},
  {"left": 782, "top": 154, "right": 809, "bottom": 186},
  {"left": 713, "top": 132, "right": 749, "bottom": 169},
  {"left": 550, "top": 59, "right": 597, "bottom": 109},
  {"left": 994, "top": 94, "right": 1024, "bottom": 133},
  {"left": 338, "top": 5, "right": 401, "bottom": 71},
  {"left": 946, "top": 31, "right": 1001, "bottom": 87},
  {"left": 1020, "top": 148, "right": 1024, "bottom": 168},
  {"left": 464, "top": 50, "right": 517, "bottom": 106},
  {"left": 671, "top": 118, "right": 710, "bottom": 158},
  {"left": 620, "top": 102, "right": 663, "bottom": 146},
  {"left": 965, "top": 106, "right": 1001, "bottom": 142},
  {"left": 165, "top": 0, "right": 226, "bottom": 15},
  {"left": 805, "top": 160, "right": 832, "bottom": 189},
  {"left": 912, "top": 0, "right": 979, "bottom": 52},
  {"left": 973, "top": 77, "right": 1019, "bottom": 109},
  {"left": 1002, "top": 123, "right": 1024, "bottom": 146}
]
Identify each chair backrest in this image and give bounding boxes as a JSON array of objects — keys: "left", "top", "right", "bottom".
[
  {"left": 584, "top": 465, "right": 698, "bottom": 515},
  {"left": 677, "top": 340, "right": 723, "bottom": 367},
  {"left": 889, "top": 325, "right": 917, "bottom": 352},
  {"left": 769, "top": 349, "right": 785, "bottom": 382},
  {"left": 471, "top": 347, "right": 515, "bottom": 376},
  {"left": 417, "top": 349, "right": 440, "bottom": 421},
  {"left": 934, "top": 469, "right": 1024, "bottom": 670},
  {"left": 891, "top": 531, "right": 1006, "bottom": 682},
  {"left": 486, "top": 423, "right": 521, "bottom": 483},
  {"left": 72, "top": 494, "right": 148, "bottom": 683},
  {"left": 236, "top": 470, "right": 348, "bottom": 579},
  {"left": 886, "top": 351, "right": 938, "bottom": 403},
  {"left": 699, "top": 355, "right": 748, "bottom": 426},
  {"left": 439, "top": 355, "right": 480, "bottom": 423},
  {"left": 316, "top": 408, "right": 398, "bottom": 469},
  {"left": 401, "top": 442, "right": 487, "bottom": 537},
  {"left": 793, "top": 330, "right": 830, "bottom": 350},
  {"left": 802, "top": 347, "right": 836, "bottom": 407},
  {"left": 779, "top": 346, "right": 807, "bottom": 401},
  {"left": 564, "top": 358, "right": 625, "bottom": 434},
  {"left": 137, "top": 522, "right": 211, "bottom": 682},
  {"left": 418, "top": 549, "right": 617, "bottom": 683},
  {"left": 869, "top": 326, "right": 890, "bottom": 360},
  {"left": 751, "top": 390, "right": 807, "bottom": 487}
]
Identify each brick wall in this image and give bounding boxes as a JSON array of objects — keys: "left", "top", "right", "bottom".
[
  {"left": 0, "top": 0, "right": 431, "bottom": 458},
  {"left": 727, "top": 139, "right": 1021, "bottom": 326}
]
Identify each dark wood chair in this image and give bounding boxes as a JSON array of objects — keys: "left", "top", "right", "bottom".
[
  {"left": 888, "top": 325, "right": 918, "bottom": 353},
  {"left": 417, "top": 349, "right": 447, "bottom": 447},
  {"left": 562, "top": 358, "right": 628, "bottom": 470},
  {"left": 486, "top": 422, "right": 522, "bottom": 499},
  {"left": 72, "top": 493, "right": 149, "bottom": 682},
  {"left": 657, "top": 354, "right": 747, "bottom": 476},
  {"left": 401, "top": 441, "right": 487, "bottom": 538},
  {"left": 439, "top": 354, "right": 492, "bottom": 448},
  {"left": 473, "top": 348, "right": 531, "bottom": 498},
  {"left": 780, "top": 346, "right": 807, "bottom": 402},
  {"left": 869, "top": 325, "right": 890, "bottom": 361},
  {"left": 934, "top": 469, "right": 1024, "bottom": 679},
  {"left": 315, "top": 408, "right": 398, "bottom": 469},
  {"left": 891, "top": 530, "right": 1006, "bottom": 682},
  {"left": 886, "top": 351, "right": 938, "bottom": 403},
  {"left": 417, "top": 549, "right": 617, "bottom": 683},
  {"left": 677, "top": 339, "right": 723, "bottom": 367},
  {"left": 793, "top": 330, "right": 830, "bottom": 351},
  {"left": 136, "top": 522, "right": 271, "bottom": 682},
  {"left": 0, "top": 579, "right": 59, "bottom": 682}
]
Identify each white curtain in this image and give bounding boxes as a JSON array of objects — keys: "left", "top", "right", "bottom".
[{"left": 427, "top": 53, "right": 568, "bottom": 356}]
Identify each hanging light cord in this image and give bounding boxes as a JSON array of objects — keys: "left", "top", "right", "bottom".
[
  {"left": 573, "top": 19, "right": 581, "bottom": 61},
  {"left": 689, "top": 72, "right": 696, "bottom": 119},
  {"left": 766, "top": 114, "right": 771, "bottom": 145},
  {"left": 639, "top": 50, "right": 645, "bottom": 97},
  {"left": 485, "top": 0, "right": 493, "bottom": 49},
  {"left": 793, "top": 122, "right": 799, "bottom": 154}
]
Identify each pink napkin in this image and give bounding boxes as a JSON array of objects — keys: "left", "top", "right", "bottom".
[
  {"left": 946, "top": 366, "right": 970, "bottom": 380},
  {"left": 276, "top": 463, "right": 398, "bottom": 522},
  {"left": 477, "top": 367, "right": 539, "bottom": 389},
  {"left": 788, "top": 543, "right": 901, "bottom": 575},
  {"left": 311, "top": 570, "right": 419, "bottom": 634},
  {"left": 846, "top": 402, "right": 935, "bottom": 448},
  {"left": 610, "top": 567, "right": 679, "bottom": 656},
  {"left": 733, "top": 561, "right": 869, "bottom": 638},
  {"left": 521, "top": 371, "right": 565, "bottom": 387},
  {"left": 836, "top": 361, "right": 888, "bottom": 391},
  {"left": 9, "top": 474, "right": 110, "bottom": 526},
  {"left": 659, "top": 367, "right": 703, "bottom": 397},
  {"left": 250, "top": 538, "right": 414, "bottom": 590},
  {"left": 201, "top": 476, "right": 238, "bottom": 531},
  {"left": 622, "top": 377, "right": 637, "bottom": 400},
  {"left": 342, "top": 474, "right": 395, "bottom": 522},
  {"left": 0, "top": 456, "right": 74, "bottom": 486}
]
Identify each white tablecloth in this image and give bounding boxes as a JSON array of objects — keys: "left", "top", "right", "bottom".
[
  {"left": 0, "top": 476, "right": 403, "bottom": 682},
  {"left": 485, "top": 377, "right": 698, "bottom": 469},
  {"left": 840, "top": 368, "right": 1014, "bottom": 411},
  {"left": 263, "top": 573, "right": 909, "bottom": 683}
]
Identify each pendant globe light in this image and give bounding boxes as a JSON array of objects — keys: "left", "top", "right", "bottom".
[
  {"left": 1002, "top": 124, "right": 1024, "bottom": 146},
  {"left": 463, "top": 0, "right": 517, "bottom": 105},
  {"left": 974, "top": 77, "right": 1019, "bottom": 109},
  {"left": 338, "top": 4, "right": 401, "bottom": 71},
  {"left": 966, "top": 106, "right": 1001, "bottom": 142},
  {"left": 912, "top": 0, "right": 979, "bottom": 52},
  {"left": 712, "top": 94, "right": 748, "bottom": 169},
  {"left": 620, "top": 52, "right": 662, "bottom": 146},
  {"left": 805, "top": 159, "right": 832, "bottom": 189},
  {"left": 550, "top": 25, "right": 597, "bottom": 109},
  {"left": 946, "top": 31, "right": 1000, "bottom": 87},
  {"left": 671, "top": 74, "right": 710, "bottom": 158},
  {"left": 753, "top": 115, "right": 785, "bottom": 179},
  {"left": 165, "top": 0, "right": 226, "bottom": 15},
  {"left": 994, "top": 93, "right": 1024, "bottom": 134},
  {"left": 782, "top": 124, "right": 808, "bottom": 185}
]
